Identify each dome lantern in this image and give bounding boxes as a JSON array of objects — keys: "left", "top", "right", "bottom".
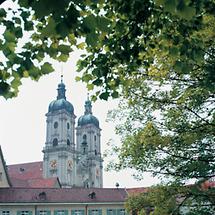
[
  {"left": 48, "top": 80, "right": 74, "bottom": 114},
  {"left": 78, "top": 98, "right": 99, "bottom": 128}
]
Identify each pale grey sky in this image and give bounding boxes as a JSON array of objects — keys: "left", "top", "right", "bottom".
[
  {"left": 0, "top": 50, "right": 160, "bottom": 188},
  {"left": 0, "top": 0, "right": 159, "bottom": 188}
]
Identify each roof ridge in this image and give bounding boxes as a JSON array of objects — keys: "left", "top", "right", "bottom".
[{"left": 8, "top": 161, "right": 43, "bottom": 166}]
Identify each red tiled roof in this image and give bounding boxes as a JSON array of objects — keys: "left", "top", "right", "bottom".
[
  {"left": 10, "top": 177, "right": 60, "bottom": 188},
  {"left": 0, "top": 187, "right": 127, "bottom": 203},
  {"left": 7, "top": 161, "right": 60, "bottom": 188},
  {"left": 27, "top": 178, "right": 60, "bottom": 188},
  {"left": 8, "top": 161, "right": 43, "bottom": 180},
  {"left": 126, "top": 187, "right": 149, "bottom": 196}
]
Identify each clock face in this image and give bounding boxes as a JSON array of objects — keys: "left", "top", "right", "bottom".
[
  {"left": 50, "top": 160, "right": 57, "bottom": 168},
  {"left": 67, "top": 160, "right": 73, "bottom": 169}
]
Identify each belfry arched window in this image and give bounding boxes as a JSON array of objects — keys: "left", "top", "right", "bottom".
[{"left": 53, "top": 138, "right": 58, "bottom": 146}]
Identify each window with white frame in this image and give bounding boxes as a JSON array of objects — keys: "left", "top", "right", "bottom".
[
  {"left": 1, "top": 211, "right": 10, "bottom": 215},
  {"left": 119, "top": 210, "right": 125, "bottom": 215},
  {"left": 56, "top": 211, "right": 65, "bottom": 215},
  {"left": 107, "top": 209, "right": 114, "bottom": 215},
  {"left": 74, "top": 210, "right": 84, "bottom": 215},
  {"left": 91, "top": 210, "right": 99, "bottom": 215},
  {"left": 20, "top": 211, "right": 30, "bottom": 215},
  {"left": 38, "top": 211, "right": 48, "bottom": 215},
  {"left": 74, "top": 210, "right": 82, "bottom": 215}
]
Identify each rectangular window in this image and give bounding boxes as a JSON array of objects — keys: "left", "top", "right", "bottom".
[
  {"left": 92, "top": 210, "right": 98, "bottom": 215},
  {"left": 56, "top": 211, "right": 65, "bottom": 215},
  {"left": 72, "top": 209, "right": 84, "bottom": 215},
  {"left": 107, "top": 209, "right": 114, "bottom": 215},
  {"left": 1, "top": 211, "right": 10, "bottom": 215},
  {"left": 74, "top": 210, "right": 83, "bottom": 215},
  {"left": 89, "top": 209, "right": 102, "bottom": 215},
  {"left": 20, "top": 212, "right": 30, "bottom": 215},
  {"left": 38, "top": 211, "right": 49, "bottom": 215},
  {"left": 119, "top": 210, "right": 125, "bottom": 215}
]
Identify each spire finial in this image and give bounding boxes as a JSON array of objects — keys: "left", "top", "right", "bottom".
[
  {"left": 85, "top": 94, "right": 92, "bottom": 114},
  {"left": 60, "top": 64, "right": 63, "bottom": 83},
  {"left": 57, "top": 65, "right": 66, "bottom": 100}
]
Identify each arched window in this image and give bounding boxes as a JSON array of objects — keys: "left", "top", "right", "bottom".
[
  {"left": 83, "top": 134, "right": 87, "bottom": 141},
  {"left": 67, "top": 139, "right": 70, "bottom": 146},
  {"left": 54, "top": 122, "right": 58, "bottom": 129},
  {"left": 67, "top": 122, "right": 70, "bottom": 129},
  {"left": 53, "top": 138, "right": 58, "bottom": 146}
]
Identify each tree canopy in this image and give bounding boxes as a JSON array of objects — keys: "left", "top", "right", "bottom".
[
  {"left": 0, "top": 0, "right": 214, "bottom": 99},
  {"left": 1, "top": 0, "right": 215, "bottom": 213}
]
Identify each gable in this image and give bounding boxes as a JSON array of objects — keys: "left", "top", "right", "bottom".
[{"left": 0, "top": 146, "right": 11, "bottom": 188}]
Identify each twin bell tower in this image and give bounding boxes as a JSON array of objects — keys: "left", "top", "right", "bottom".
[{"left": 42, "top": 80, "right": 103, "bottom": 188}]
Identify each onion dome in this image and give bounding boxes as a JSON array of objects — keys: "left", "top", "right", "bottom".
[
  {"left": 78, "top": 99, "right": 99, "bottom": 128},
  {"left": 48, "top": 81, "right": 74, "bottom": 114}
]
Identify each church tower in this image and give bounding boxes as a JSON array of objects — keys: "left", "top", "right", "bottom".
[
  {"left": 43, "top": 80, "right": 76, "bottom": 187},
  {"left": 76, "top": 99, "right": 103, "bottom": 188}
]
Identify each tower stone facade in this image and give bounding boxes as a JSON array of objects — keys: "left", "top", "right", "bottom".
[
  {"left": 43, "top": 81, "right": 103, "bottom": 188},
  {"left": 76, "top": 100, "right": 103, "bottom": 188}
]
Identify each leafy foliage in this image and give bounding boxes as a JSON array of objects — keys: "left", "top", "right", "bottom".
[{"left": 0, "top": 0, "right": 111, "bottom": 98}]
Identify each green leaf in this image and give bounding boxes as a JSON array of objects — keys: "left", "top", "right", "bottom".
[
  {"left": 82, "top": 74, "right": 93, "bottom": 82},
  {"left": 41, "top": 18, "right": 57, "bottom": 37},
  {"left": 99, "top": 92, "right": 109, "bottom": 100},
  {"left": 32, "top": 0, "right": 51, "bottom": 18},
  {"left": 56, "top": 22, "right": 70, "bottom": 38},
  {"left": 11, "top": 77, "right": 21, "bottom": 88},
  {"left": 4, "top": 31, "right": 16, "bottom": 43},
  {"left": 87, "top": 83, "right": 94, "bottom": 90},
  {"left": 77, "top": 42, "right": 86, "bottom": 50},
  {"left": 83, "top": 15, "right": 97, "bottom": 31},
  {"left": 86, "top": 32, "right": 99, "bottom": 47},
  {"left": 0, "top": 81, "right": 10, "bottom": 95},
  {"left": 41, "top": 62, "right": 54, "bottom": 74},
  {"left": 164, "top": 0, "right": 177, "bottom": 13},
  {"left": 28, "top": 67, "right": 41, "bottom": 81},
  {"left": 0, "top": 8, "right": 6, "bottom": 18},
  {"left": 18, "top": 0, "right": 29, "bottom": 7},
  {"left": 58, "top": 45, "right": 71, "bottom": 54},
  {"left": 24, "top": 21, "right": 34, "bottom": 31},
  {"left": 169, "top": 46, "right": 179, "bottom": 57},
  {"left": 75, "top": 76, "right": 81, "bottom": 81},
  {"left": 111, "top": 91, "right": 119, "bottom": 98},
  {"left": 13, "top": 17, "right": 22, "bottom": 24},
  {"left": 58, "top": 54, "right": 69, "bottom": 62},
  {"left": 92, "top": 78, "right": 103, "bottom": 86},
  {"left": 7, "top": 42, "right": 16, "bottom": 52},
  {"left": 176, "top": 0, "right": 196, "bottom": 20},
  {"left": 96, "top": 16, "right": 110, "bottom": 32},
  {"left": 14, "top": 27, "right": 23, "bottom": 38}
]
